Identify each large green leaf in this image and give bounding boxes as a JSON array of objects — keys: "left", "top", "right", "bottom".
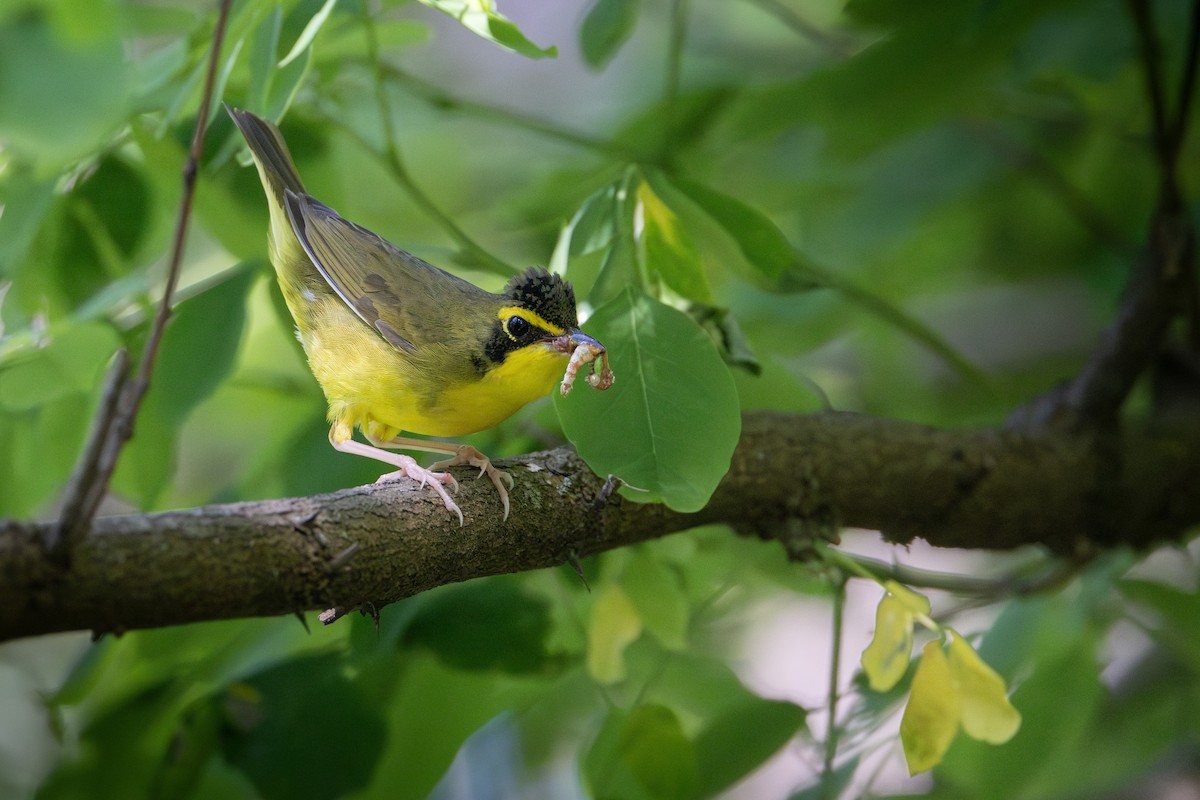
[
  {"left": 221, "top": 654, "right": 387, "bottom": 800},
  {"left": 580, "top": 0, "right": 639, "bottom": 68},
  {"left": 693, "top": 696, "right": 807, "bottom": 796},
  {"left": 672, "top": 178, "right": 797, "bottom": 284},
  {"left": 555, "top": 289, "right": 740, "bottom": 512},
  {"left": 113, "top": 266, "right": 256, "bottom": 508},
  {"left": 0, "top": 10, "right": 131, "bottom": 165},
  {"left": 401, "top": 580, "right": 561, "bottom": 674},
  {"left": 584, "top": 705, "right": 700, "bottom": 800},
  {"left": 636, "top": 178, "right": 713, "bottom": 303}
]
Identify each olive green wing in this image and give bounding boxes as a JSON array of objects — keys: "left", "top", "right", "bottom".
[{"left": 283, "top": 190, "right": 493, "bottom": 352}]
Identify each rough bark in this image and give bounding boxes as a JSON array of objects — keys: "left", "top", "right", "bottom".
[{"left": 3, "top": 410, "right": 1198, "bottom": 642}]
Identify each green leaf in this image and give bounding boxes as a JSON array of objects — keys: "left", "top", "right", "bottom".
[
  {"left": 312, "top": 17, "right": 428, "bottom": 64},
  {"left": 556, "top": 289, "right": 740, "bottom": 512},
  {"left": 550, "top": 181, "right": 619, "bottom": 299},
  {"left": 221, "top": 654, "right": 387, "bottom": 800},
  {"left": 584, "top": 705, "right": 699, "bottom": 800},
  {"left": 278, "top": 0, "right": 337, "bottom": 67},
  {"left": 1119, "top": 579, "right": 1200, "bottom": 668},
  {"left": 636, "top": 179, "right": 712, "bottom": 303},
  {"left": 415, "top": 0, "right": 556, "bottom": 58},
  {"left": 672, "top": 179, "right": 796, "bottom": 283},
  {"left": 580, "top": 0, "right": 639, "bottom": 68},
  {"left": 113, "top": 267, "right": 255, "bottom": 507},
  {"left": 587, "top": 583, "right": 643, "bottom": 684},
  {"left": 246, "top": 3, "right": 282, "bottom": 114},
  {"left": 622, "top": 549, "right": 688, "bottom": 650},
  {"left": 401, "top": 580, "right": 558, "bottom": 674},
  {"left": 0, "top": 12, "right": 131, "bottom": 165},
  {"left": 358, "top": 652, "right": 547, "bottom": 800},
  {"left": 0, "top": 321, "right": 121, "bottom": 410},
  {"left": 693, "top": 697, "right": 806, "bottom": 796},
  {"left": 938, "top": 628, "right": 1103, "bottom": 800}
]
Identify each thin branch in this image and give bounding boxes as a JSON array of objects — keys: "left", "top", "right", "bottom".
[
  {"left": 45, "top": 350, "right": 130, "bottom": 557},
  {"left": 49, "top": 0, "right": 235, "bottom": 560},
  {"left": 1171, "top": 0, "right": 1200, "bottom": 156},
  {"left": 6, "top": 410, "right": 1200, "bottom": 642},
  {"left": 839, "top": 551, "right": 1092, "bottom": 599},
  {"left": 1127, "top": 0, "right": 1175, "bottom": 190},
  {"left": 822, "top": 573, "right": 847, "bottom": 793},
  {"left": 1022, "top": 6, "right": 1199, "bottom": 425},
  {"left": 963, "top": 120, "right": 1135, "bottom": 256}
]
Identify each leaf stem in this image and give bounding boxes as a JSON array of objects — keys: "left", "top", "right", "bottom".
[{"left": 821, "top": 572, "right": 847, "bottom": 794}]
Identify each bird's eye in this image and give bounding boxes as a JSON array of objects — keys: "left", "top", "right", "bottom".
[{"left": 506, "top": 315, "right": 531, "bottom": 339}]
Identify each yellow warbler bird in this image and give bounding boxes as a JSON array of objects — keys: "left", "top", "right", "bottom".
[{"left": 228, "top": 107, "right": 610, "bottom": 522}]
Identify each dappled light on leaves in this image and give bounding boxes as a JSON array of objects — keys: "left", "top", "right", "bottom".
[{"left": 587, "top": 583, "right": 643, "bottom": 684}]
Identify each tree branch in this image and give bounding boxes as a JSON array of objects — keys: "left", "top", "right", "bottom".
[{"left": 4, "top": 411, "right": 1199, "bottom": 643}]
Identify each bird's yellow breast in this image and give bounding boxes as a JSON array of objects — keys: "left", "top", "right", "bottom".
[
  {"left": 432, "top": 344, "right": 568, "bottom": 435},
  {"left": 296, "top": 293, "right": 566, "bottom": 440}
]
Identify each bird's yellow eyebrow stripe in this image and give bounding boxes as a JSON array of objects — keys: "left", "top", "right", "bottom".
[{"left": 498, "top": 306, "right": 565, "bottom": 336}]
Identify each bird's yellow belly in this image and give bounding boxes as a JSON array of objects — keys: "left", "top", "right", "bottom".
[
  {"left": 428, "top": 346, "right": 567, "bottom": 436},
  {"left": 299, "top": 299, "right": 567, "bottom": 439}
]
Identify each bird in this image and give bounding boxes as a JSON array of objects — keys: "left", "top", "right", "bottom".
[{"left": 227, "top": 106, "right": 610, "bottom": 523}]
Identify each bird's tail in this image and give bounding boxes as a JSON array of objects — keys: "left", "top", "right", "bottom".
[{"left": 226, "top": 105, "right": 306, "bottom": 202}]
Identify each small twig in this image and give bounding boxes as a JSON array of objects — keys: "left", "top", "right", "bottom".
[
  {"left": 834, "top": 549, "right": 1091, "bottom": 599},
  {"left": 565, "top": 550, "right": 591, "bottom": 592},
  {"left": 1023, "top": 5, "right": 1199, "bottom": 425},
  {"left": 48, "top": 0, "right": 235, "bottom": 560},
  {"left": 1127, "top": 0, "right": 1174, "bottom": 189},
  {"left": 326, "top": 542, "right": 360, "bottom": 574},
  {"left": 1171, "top": 0, "right": 1200, "bottom": 157},
  {"left": 964, "top": 120, "right": 1134, "bottom": 256},
  {"left": 821, "top": 572, "right": 847, "bottom": 795},
  {"left": 46, "top": 349, "right": 130, "bottom": 557}
]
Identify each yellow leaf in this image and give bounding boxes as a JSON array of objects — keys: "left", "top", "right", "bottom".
[
  {"left": 587, "top": 584, "right": 643, "bottom": 684},
  {"left": 884, "top": 580, "right": 932, "bottom": 617},
  {"left": 900, "top": 641, "right": 962, "bottom": 775},
  {"left": 861, "top": 593, "right": 914, "bottom": 692},
  {"left": 635, "top": 179, "right": 712, "bottom": 303},
  {"left": 948, "top": 631, "right": 1022, "bottom": 744}
]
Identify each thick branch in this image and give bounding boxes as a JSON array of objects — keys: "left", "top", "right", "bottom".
[{"left": 3, "top": 411, "right": 1199, "bottom": 642}]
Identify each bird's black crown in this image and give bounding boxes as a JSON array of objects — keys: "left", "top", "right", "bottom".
[{"left": 504, "top": 267, "right": 578, "bottom": 331}]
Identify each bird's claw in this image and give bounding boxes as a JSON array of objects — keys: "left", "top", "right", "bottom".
[
  {"left": 376, "top": 461, "right": 463, "bottom": 525},
  {"left": 431, "top": 445, "right": 512, "bottom": 521}
]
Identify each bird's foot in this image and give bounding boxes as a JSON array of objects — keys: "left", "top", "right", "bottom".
[
  {"left": 376, "top": 458, "right": 462, "bottom": 526},
  {"left": 430, "top": 445, "right": 513, "bottom": 521}
]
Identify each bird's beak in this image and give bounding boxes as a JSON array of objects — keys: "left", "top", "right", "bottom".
[{"left": 551, "top": 329, "right": 604, "bottom": 355}]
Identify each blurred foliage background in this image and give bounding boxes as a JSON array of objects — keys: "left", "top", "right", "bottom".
[{"left": 1, "top": 0, "right": 1198, "bottom": 797}]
